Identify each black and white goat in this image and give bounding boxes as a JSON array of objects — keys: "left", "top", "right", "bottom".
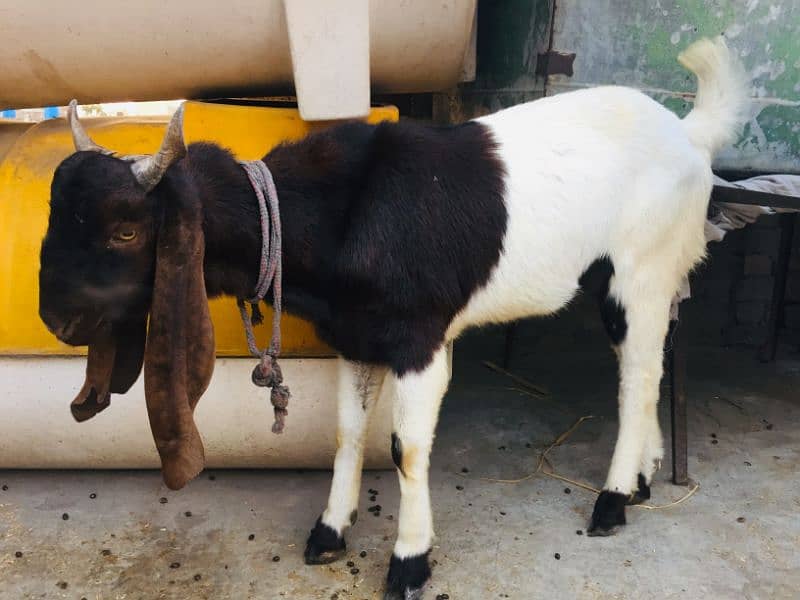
[{"left": 39, "top": 38, "right": 747, "bottom": 599}]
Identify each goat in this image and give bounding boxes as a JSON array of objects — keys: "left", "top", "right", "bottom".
[{"left": 39, "top": 37, "right": 747, "bottom": 599}]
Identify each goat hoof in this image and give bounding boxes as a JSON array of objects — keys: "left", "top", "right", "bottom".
[
  {"left": 627, "top": 473, "right": 651, "bottom": 506},
  {"left": 384, "top": 552, "right": 431, "bottom": 600},
  {"left": 587, "top": 490, "right": 627, "bottom": 536},
  {"left": 383, "top": 589, "right": 425, "bottom": 600},
  {"left": 304, "top": 517, "right": 346, "bottom": 565}
]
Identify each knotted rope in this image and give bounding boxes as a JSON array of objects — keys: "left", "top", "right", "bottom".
[{"left": 238, "top": 160, "right": 290, "bottom": 434}]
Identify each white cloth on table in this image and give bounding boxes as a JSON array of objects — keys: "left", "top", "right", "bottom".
[{"left": 671, "top": 174, "right": 800, "bottom": 320}]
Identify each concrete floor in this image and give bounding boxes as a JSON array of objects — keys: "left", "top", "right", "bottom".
[{"left": 1, "top": 320, "right": 800, "bottom": 599}]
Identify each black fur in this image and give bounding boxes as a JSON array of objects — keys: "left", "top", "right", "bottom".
[
  {"left": 150, "top": 123, "right": 506, "bottom": 376},
  {"left": 42, "top": 120, "right": 507, "bottom": 375},
  {"left": 628, "top": 473, "right": 651, "bottom": 505},
  {"left": 579, "top": 257, "right": 628, "bottom": 345},
  {"left": 264, "top": 121, "right": 507, "bottom": 375},
  {"left": 385, "top": 552, "right": 432, "bottom": 600},
  {"left": 391, "top": 432, "right": 404, "bottom": 474},
  {"left": 587, "top": 490, "right": 628, "bottom": 536},
  {"left": 304, "top": 517, "right": 347, "bottom": 565}
]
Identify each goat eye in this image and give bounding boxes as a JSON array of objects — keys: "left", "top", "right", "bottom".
[{"left": 114, "top": 230, "right": 137, "bottom": 242}]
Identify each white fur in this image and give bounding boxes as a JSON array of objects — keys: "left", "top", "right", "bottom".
[
  {"left": 445, "top": 37, "right": 746, "bottom": 497},
  {"left": 321, "top": 359, "right": 387, "bottom": 533},
  {"left": 322, "top": 37, "right": 748, "bottom": 561},
  {"left": 391, "top": 346, "right": 450, "bottom": 559}
]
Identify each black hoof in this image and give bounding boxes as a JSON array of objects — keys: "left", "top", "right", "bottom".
[
  {"left": 627, "top": 473, "right": 651, "bottom": 506},
  {"left": 304, "top": 517, "right": 346, "bottom": 565},
  {"left": 587, "top": 490, "right": 627, "bottom": 536},
  {"left": 384, "top": 552, "right": 431, "bottom": 600}
]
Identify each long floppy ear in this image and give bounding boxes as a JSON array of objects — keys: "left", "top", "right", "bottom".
[
  {"left": 71, "top": 316, "right": 147, "bottom": 422},
  {"left": 144, "top": 180, "right": 215, "bottom": 490}
]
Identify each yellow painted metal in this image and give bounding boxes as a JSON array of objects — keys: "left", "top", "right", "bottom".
[
  {"left": 0, "top": 121, "right": 34, "bottom": 163},
  {"left": 0, "top": 101, "right": 399, "bottom": 356}
]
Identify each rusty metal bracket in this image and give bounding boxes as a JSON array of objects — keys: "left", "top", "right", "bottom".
[{"left": 536, "top": 50, "right": 576, "bottom": 78}]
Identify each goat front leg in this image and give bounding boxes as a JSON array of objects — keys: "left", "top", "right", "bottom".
[
  {"left": 384, "top": 347, "right": 449, "bottom": 600},
  {"left": 305, "top": 358, "right": 386, "bottom": 564},
  {"left": 588, "top": 290, "right": 670, "bottom": 536}
]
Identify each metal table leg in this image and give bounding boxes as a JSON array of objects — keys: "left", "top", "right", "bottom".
[
  {"left": 668, "top": 319, "right": 689, "bottom": 486},
  {"left": 758, "top": 214, "right": 795, "bottom": 363}
]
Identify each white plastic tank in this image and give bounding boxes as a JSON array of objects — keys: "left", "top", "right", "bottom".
[{"left": 0, "top": 0, "right": 477, "bottom": 119}]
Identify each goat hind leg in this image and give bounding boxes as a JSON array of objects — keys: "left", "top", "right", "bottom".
[
  {"left": 305, "top": 359, "right": 386, "bottom": 564},
  {"left": 628, "top": 400, "right": 663, "bottom": 505},
  {"left": 588, "top": 290, "right": 670, "bottom": 535}
]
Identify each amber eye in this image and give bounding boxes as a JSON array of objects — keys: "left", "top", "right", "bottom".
[{"left": 114, "top": 230, "right": 137, "bottom": 242}]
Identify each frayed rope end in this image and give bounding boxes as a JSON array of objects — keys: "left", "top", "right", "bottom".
[{"left": 251, "top": 357, "right": 290, "bottom": 434}]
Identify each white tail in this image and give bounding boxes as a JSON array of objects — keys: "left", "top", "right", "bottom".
[{"left": 678, "top": 36, "right": 750, "bottom": 156}]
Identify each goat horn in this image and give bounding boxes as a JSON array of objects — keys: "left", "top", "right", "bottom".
[
  {"left": 130, "top": 104, "right": 187, "bottom": 192},
  {"left": 67, "top": 100, "right": 115, "bottom": 155}
]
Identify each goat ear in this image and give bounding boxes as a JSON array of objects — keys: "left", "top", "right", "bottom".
[
  {"left": 144, "top": 182, "right": 215, "bottom": 490},
  {"left": 109, "top": 316, "right": 147, "bottom": 393},
  {"left": 71, "top": 316, "right": 147, "bottom": 423}
]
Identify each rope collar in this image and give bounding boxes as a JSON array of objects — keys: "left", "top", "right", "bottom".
[{"left": 238, "top": 160, "right": 290, "bottom": 434}]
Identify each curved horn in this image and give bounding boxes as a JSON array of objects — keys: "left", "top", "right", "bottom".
[
  {"left": 131, "top": 104, "right": 187, "bottom": 192},
  {"left": 67, "top": 99, "right": 114, "bottom": 155}
]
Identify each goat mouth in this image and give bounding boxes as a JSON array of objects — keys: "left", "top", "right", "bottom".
[{"left": 52, "top": 315, "right": 103, "bottom": 346}]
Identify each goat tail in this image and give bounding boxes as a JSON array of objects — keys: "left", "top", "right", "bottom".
[{"left": 678, "top": 36, "right": 750, "bottom": 157}]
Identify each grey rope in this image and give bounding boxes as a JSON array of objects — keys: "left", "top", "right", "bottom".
[{"left": 238, "top": 160, "right": 290, "bottom": 434}]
